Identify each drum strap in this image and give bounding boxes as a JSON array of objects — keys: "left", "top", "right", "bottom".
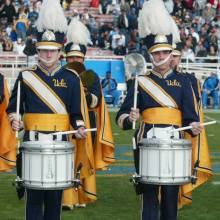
[
  {"left": 24, "top": 113, "right": 70, "bottom": 131},
  {"left": 138, "top": 76, "right": 178, "bottom": 108},
  {"left": 22, "top": 71, "right": 67, "bottom": 114},
  {"left": 142, "top": 107, "right": 182, "bottom": 127}
]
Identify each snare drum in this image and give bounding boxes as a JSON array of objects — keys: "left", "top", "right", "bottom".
[
  {"left": 21, "top": 140, "right": 74, "bottom": 190},
  {"left": 139, "top": 138, "right": 192, "bottom": 185}
]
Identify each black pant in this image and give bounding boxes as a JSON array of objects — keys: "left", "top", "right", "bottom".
[
  {"left": 26, "top": 189, "right": 63, "bottom": 220},
  {"left": 141, "top": 185, "right": 179, "bottom": 220}
]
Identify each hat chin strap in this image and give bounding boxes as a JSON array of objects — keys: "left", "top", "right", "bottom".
[{"left": 149, "top": 53, "right": 172, "bottom": 67}]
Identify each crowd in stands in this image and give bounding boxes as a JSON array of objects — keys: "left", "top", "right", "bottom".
[
  {"left": 0, "top": 0, "right": 220, "bottom": 108},
  {"left": 0, "top": 0, "right": 220, "bottom": 61}
]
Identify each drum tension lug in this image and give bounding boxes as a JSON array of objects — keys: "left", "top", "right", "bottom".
[
  {"left": 35, "top": 131, "right": 39, "bottom": 141},
  {"left": 191, "top": 175, "right": 198, "bottom": 185},
  {"left": 13, "top": 176, "right": 24, "bottom": 189},
  {"left": 130, "top": 173, "right": 141, "bottom": 185},
  {"left": 53, "top": 134, "right": 57, "bottom": 141},
  {"left": 73, "top": 163, "right": 83, "bottom": 188},
  {"left": 191, "top": 160, "right": 199, "bottom": 184}
]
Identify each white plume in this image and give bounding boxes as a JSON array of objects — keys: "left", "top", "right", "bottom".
[
  {"left": 67, "top": 17, "right": 91, "bottom": 45},
  {"left": 36, "top": 0, "right": 67, "bottom": 33},
  {"left": 138, "top": 0, "right": 180, "bottom": 42}
]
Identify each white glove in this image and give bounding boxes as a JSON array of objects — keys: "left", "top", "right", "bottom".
[
  {"left": 8, "top": 113, "right": 23, "bottom": 131},
  {"left": 128, "top": 107, "right": 140, "bottom": 123},
  {"left": 75, "top": 127, "right": 87, "bottom": 139},
  {"left": 190, "top": 122, "right": 204, "bottom": 135}
]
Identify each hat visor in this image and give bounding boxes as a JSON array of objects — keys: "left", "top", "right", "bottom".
[
  {"left": 149, "top": 44, "right": 173, "bottom": 53},
  {"left": 66, "top": 51, "right": 85, "bottom": 58},
  {"left": 36, "top": 42, "right": 62, "bottom": 50},
  {"left": 37, "top": 45, "right": 61, "bottom": 50},
  {"left": 172, "top": 50, "right": 181, "bottom": 56}
]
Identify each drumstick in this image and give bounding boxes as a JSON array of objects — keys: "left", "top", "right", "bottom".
[
  {"left": 16, "top": 81, "right": 21, "bottom": 139},
  {"left": 168, "top": 121, "right": 216, "bottom": 133},
  {"left": 51, "top": 128, "right": 97, "bottom": 136},
  {"left": 132, "top": 75, "right": 138, "bottom": 130}
]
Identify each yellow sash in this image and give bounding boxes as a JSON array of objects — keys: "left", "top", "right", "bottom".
[
  {"left": 142, "top": 107, "right": 182, "bottom": 126},
  {"left": 24, "top": 113, "right": 70, "bottom": 131}
]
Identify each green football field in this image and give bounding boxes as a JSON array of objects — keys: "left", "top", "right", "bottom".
[{"left": 0, "top": 111, "right": 219, "bottom": 220}]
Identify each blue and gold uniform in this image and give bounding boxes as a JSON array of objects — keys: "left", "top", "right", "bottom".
[
  {"left": 7, "top": 65, "right": 84, "bottom": 135},
  {"left": 121, "top": 0, "right": 212, "bottom": 219},
  {"left": 7, "top": 64, "right": 86, "bottom": 220},
  {"left": 116, "top": 69, "right": 199, "bottom": 219},
  {"left": 117, "top": 69, "right": 199, "bottom": 132}
]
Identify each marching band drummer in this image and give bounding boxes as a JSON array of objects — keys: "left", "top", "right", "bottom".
[
  {"left": 6, "top": 0, "right": 88, "bottom": 219},
  {"left": 116, "top": 0, "right": 211, "bottom": 220}
]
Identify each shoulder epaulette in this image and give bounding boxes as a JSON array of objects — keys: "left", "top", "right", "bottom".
[
  {"left": 21, "top": 64, "right": 37, "bottom": 72},
  {"left": 65, "top": 66, "right": 80, "bottom": 77},
  {"left": 81, "top": 70, "right": 96, "bottom": 89},
  {"left": 146, "top": 70, "right": 152, "bottom": 75},
  {"left": 86, "top": 69, "right": 96, "bottom": 75},
  {"left": 64, "top": 62, "right": 86, "bottom": 75}
]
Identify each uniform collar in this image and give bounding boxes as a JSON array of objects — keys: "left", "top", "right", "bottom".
[
  {"left": 152, "top": 68, "right": 173, "bottom": 79},
  {"left": 37, "top": 64, "right": 61, "bottom": 76}
]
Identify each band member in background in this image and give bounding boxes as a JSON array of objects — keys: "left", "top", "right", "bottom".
[
  {"left": 171, "top": 42, "right": 201, "bottom": 103},
  {"left": 202, "top": 72, "right": 219, "bottom": 109},
  {"left": 62, "top": 18, "right": 115, "bottom": 209},
  {"left": 116, "top": 0, "right": 212, "bottom": 219},
  {"left": 6, "top": 1, "right": 89, "bottom": 219},
  {"left": 0, "top": 73, "right": 16, "bottom": 172},
  {"left": 171, "top": 43, "right": 213, "bottom": 209},
  {"left": 101, "top": 70, "right": 121, "bottom": 107}
]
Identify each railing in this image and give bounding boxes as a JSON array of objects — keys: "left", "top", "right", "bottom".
[{"left": 1, "top": 53, "right": 220, "bottom": 90}]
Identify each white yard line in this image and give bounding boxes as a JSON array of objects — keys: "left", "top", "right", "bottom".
[
  {"left": 204, "top": 115, "right": 220, "bottom": 124},
  {"left": 212, "top": 181, "right": 220, "bottom": 185}
]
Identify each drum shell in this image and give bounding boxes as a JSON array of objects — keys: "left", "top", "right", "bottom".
[
  {"left": 21, "top": 141, "right": 74, "bottom": 190},
  {"left": 139, "top": 138, "right": 192, "bottom": 185}
]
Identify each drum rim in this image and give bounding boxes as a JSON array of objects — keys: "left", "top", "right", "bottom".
[
  {"left": 22, "top": 140, "right": 74, "bottom": 150},
  {"left": 140, "top": 138, "right": 192, "bottom": 145}
]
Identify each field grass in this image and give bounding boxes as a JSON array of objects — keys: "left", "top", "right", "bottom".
[{"left": 0, "top": 111, "right": 219, "bottom": 220}]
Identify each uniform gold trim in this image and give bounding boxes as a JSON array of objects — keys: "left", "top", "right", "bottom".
[
  {"left": 117, "top": 113, "right": 129, "bottom": 129},
  {"left": 24, "top": 113, "right": 70, "bottom": 131},
  {"left": 142, "top": 107, "right": 182, "bottom": 126},
  {"left": 38, "top": 64, "right": 61, "bottom": 76},
  {"left": 152, "top": 69, "right": 173, "bottom": 79}
]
